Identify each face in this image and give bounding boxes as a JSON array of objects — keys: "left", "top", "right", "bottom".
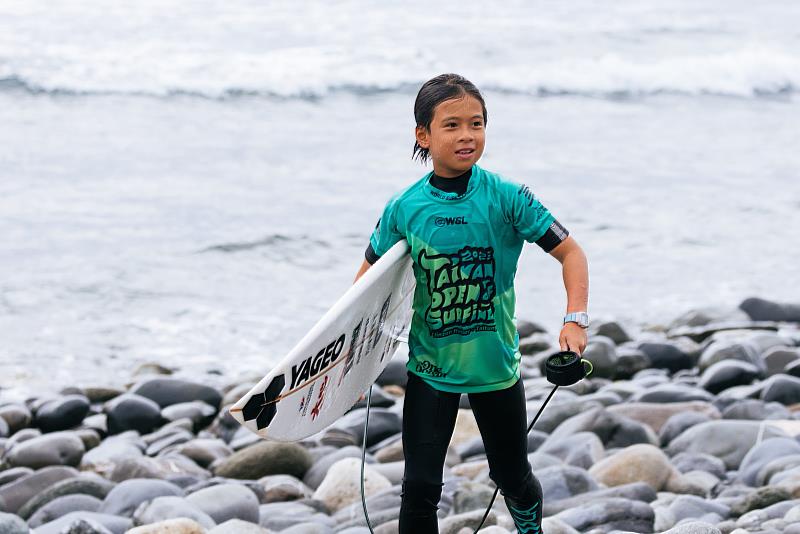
[{"left": 415, "top": 94, "right": 486, "bottom": 177}]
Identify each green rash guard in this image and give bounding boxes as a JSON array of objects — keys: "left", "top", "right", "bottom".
[{"left": 367, "top": 164, "right": 569, "bottom": 393}]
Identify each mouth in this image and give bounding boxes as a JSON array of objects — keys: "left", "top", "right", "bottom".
[{"left": 455, "top": 148, "right": 475, "bottom": 159}]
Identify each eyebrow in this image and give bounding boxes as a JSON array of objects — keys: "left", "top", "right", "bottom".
[{"left": 440, "top": 114, "right": 484, "bottom": 122}]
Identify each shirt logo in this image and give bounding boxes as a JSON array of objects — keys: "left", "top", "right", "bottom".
[{"left": 434, "top": 216, "right": 468, "bottom": 227}]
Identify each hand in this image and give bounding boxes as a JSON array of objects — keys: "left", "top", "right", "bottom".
[{"left": 559, "top": 322, "right": 588, "bottom": 355}]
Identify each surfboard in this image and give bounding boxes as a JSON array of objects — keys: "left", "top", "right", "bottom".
[{"left": 229, "top": 241, "right": 415, "bottom": 441}]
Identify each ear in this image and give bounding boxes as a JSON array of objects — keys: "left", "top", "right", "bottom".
[{"left": 415, "top": 125, "right": 430, "bottom": 149}]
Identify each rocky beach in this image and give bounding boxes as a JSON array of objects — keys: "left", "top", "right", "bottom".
[{"left": 1, "top": 296, "right": 800, "bottom": 533}]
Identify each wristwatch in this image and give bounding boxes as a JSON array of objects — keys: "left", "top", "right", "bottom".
[{"left": 563, "top": 311, "right": 589, "bottom": 329}]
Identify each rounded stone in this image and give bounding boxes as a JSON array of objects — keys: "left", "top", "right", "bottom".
[
  {"left": 589, "top": 443, "right": 677, "bottom": 491},
  {"left": 0, "top": 512, "right": 29, "bottom": 534},
  {"left": 738, "top": 437, "right": 800, "bottom": 486},
  {"left": 128, "top": 518, "right": 207, "bottom": 534},
  {"left": 99, "top": 478, "right": 184, "bottom": 517},
  {"left": 104, "top": 394, "right": 163, "bottom": 435},
  {"left": 25, "top": 511, "right": 131, "bottom": 534},
  {"left": 160, "top": 401, "right": 217, "bottom": 431},
  {"left": 0, "top": 467, "right": 33, "bottom": 486},
  {"left": 581, "top": 336, "right": 618, "bottom": 379},
  {"left": 35, "top": 394, "right": 91, "bottom": 433},
  {"left": 671, "top": 452, "right": 726, "bottom": 478},
  {"left": 699, "top": 360, "right": 761, "bottom": 394},
  {"left": 312, "top": 457, "right": 391, "bottom": 513},
  {"left": 0, "top": 465, "right": 79, "bottom": 514},
  {"left": 0, "top": 403, "right": 33, "bottom": 434},
  {"left": 130, "top": 377, "right": 222, "bottom": 410},
  {"left": 545, "top": 406, "right": 659, "bottom": 449},
  {"left": 175, "top": 438, "right": 233, "bottom": 468},
  {"left": 630, "top": 384, "right": 713, "bottom": 403},
  {"left": 763, "top": 347, "right": 800, "bottom": 376},
  {"left": 740, "top": 297, "right": 800, "bottom": 322},
  {"left": 303, "top": 445, "right": 373, "bottom": 490},
  {"left": 698, "top": 340, "right": 764, "bottom": 373},
  {"left": 17, "top": 474, "right": 115, "bottom": 519},
  {"left": 28, "top": 494, "right": 103, "bottom": 528},
  {"left": 588, "top": 320, "right": 632, "bottom": 345},
  {"left": 637, "top": 342, "right": 694, "bottom": 373},
  {"left": 5, "top": 431, "right": 85, "bottom": 469},
  {"left": 533, "top": 465, "right": 599, "bottom": 500},
  {"left": 132, "top": 496, "right": 215, "bottom": 529},
  {"left": 259, "top": 475, "right": 313, "bottom": 503},
  {"left": 209, "top": 519, "right": 271, "bottom": 533},
  {"left": 721, "top": 399, "right": 791, "bottom": 420},
  {"left": 760, "top": 374, "right": 800, "bottom": 405},
  {"left": 660, "top": 412, "right": 713, "bottom": 446},
  {"left": 666, "top": 420, "right": 788, "bottom": 470},
  {"left": 185, "top": 483, "right": 259, "bottom": 523},
  {"left": 213, "top": 441, "right": 313, "bottom": 480}
]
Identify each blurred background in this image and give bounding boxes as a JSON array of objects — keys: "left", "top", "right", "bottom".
[{"left": 1, "top": 0, "right": 799, "bottom": 396}]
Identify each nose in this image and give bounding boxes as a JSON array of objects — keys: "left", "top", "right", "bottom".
[{"left": 457, "top": 124, "right": 474, "bottom": 142}]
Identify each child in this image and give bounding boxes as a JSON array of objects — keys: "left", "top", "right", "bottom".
[{"left": 354, "top": 73, "right": 589, "bottom": 534}]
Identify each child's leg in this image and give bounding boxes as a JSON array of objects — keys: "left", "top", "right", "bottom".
[
  {"left": 399, "top": 371, "right": 460, "bottom": 534},
  {"left": 468, "top": 378, "right": 543, "bottom": 533}
]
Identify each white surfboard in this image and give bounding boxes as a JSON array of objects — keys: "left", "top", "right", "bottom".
[{"left": 229, "top": 241, "right": 415, "bottom": 441}]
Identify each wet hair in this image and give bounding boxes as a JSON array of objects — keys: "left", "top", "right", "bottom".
[{"left": 412, "top": 73, "right": 488, "bottom": 164}]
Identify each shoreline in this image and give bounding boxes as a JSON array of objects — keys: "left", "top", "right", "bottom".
[{"left": 1, "top": 296, "right": 800, "bottom": 533}]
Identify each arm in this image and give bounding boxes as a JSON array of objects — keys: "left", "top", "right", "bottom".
[
  {"left": 353, "top": 258, "right": 372, "bottom": 283},
  {"left": 548, "top": 235, "right": 589, "bottom": 354}
]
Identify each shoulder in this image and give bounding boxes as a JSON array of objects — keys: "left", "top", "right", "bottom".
[
  {"left": 383, "top": 173, "right": 431, "bottom": 208},
  {"left": 476, "top": 165, "right": 528, "bottom": 199}
]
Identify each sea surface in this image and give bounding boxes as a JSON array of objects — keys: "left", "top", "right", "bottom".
[{"left": 1, "top": 0, "right": 799, "bottom": 398}]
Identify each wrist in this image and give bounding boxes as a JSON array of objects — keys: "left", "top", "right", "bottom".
[{"left": 563, "top": 311, "right": 589, "bottom": 329}]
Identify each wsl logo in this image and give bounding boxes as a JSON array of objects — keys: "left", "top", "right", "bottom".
[{"left": 434, "top": 216, "right": 469, "bottom": 227}]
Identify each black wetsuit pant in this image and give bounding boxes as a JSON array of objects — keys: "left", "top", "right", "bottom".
[{"left": 398, "top": 371, "right": 544, "bottom": 533}]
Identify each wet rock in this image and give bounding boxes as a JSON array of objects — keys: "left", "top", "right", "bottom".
[
  {"left": 348, "top": 385, "right": 396, "bottom": 411},
  {"left": 130, "top": 377, "right": 222, "bottom": 410},
  {"left": 532, "top": 400, "right": 603, "bottom": 434},
  {"left": 145, "top": 429, "right": 194, "bottom": 456},
  {"left": 213, "top": 441, "right": 312, "bottom": 480},
  {"left": 35, "top": 395, "right": 91, "bottom": 433},
  {"left": 99, "top": 478, "right": 184, "bottom": 517},
  {"left": 104, "top": 394, "right": 163, "bottom": 435},
  {"left": 0, "top": 467, "right": 33, "bottom": 486},
  {"left": 312, "top": 457, "right": 391, "bottom": 513},
  {"left": 615, "top": 347, "right": 651, "bottom": 379},
  {"left": 589, "top": 444, "right": 678, "bottom": 491},
  {"left": 0, "top": 404, "right": 33, "bottom": 434},
  {"left": 666, "top": 420, "right": 787, "bottom": 469},
  {"left": 333, "top": 408, "right": 402, "bottom": 448},
  {"left": 667, "top": 495, "right": 729, "bottom": 523},
  {"left": 81, "top": 386, "right": 125, "bottom": 404},
  {"left": 28, "top": 494, "right": 103, "bottom": 528},
  {"left": 376, "top": 361, "right": 409, "bottom": 389},
  {"left": 109, "top": 453, "right": 210, "bottom": 484},
  {"left": 132, "top": 496, "right": 216, "bottom": 529},
  {"left": 80, "top": 434, "right": 145, "bottom": 475},
  {"left": 519, "top": 333, "right": 553, "bottom": 355},
  {"left": 760, "top": 374, "right": 800, "bottom": 405},
  {"left": 518, "top": 319, "right": 547, "bottom": 338},
  {"left": 699, "top": 360, "right": 761, "bottom": 394},
  {"left": 5, "top": 431, "right": 85, "bottom": 469},
  {"left": 0, "top": 465, "right": 79, "bottom": 514},
  {"left": 740, "top": 297, "right": 800, "bottom": 322},
  {"left": 185, "top": 483, "right": 259, "bottom": 523},
  {"left": 637, "top": 342, "right": 694, "bottom": 373}
]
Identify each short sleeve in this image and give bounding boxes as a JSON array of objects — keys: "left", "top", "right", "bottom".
[
  {"left": 506, "top": 183, "right": 569, "bottom": 252},
  {"left": 367, "top": 194, "right": 404, "bottom": 262}
]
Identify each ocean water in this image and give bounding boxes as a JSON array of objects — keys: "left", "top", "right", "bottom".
[{"left": 1, "top": 0, "right": 799, "bottom": 397}]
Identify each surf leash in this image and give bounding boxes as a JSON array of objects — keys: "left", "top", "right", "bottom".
[
  {"left": 472, "top": 350, "right": 592, "bottom": 532},
  {"left": 359, "top": 350, "right": 592, "bottom": 534}
]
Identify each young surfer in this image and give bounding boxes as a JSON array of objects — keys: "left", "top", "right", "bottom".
[{"left": 354, "top": 73, "right": 589, "bottom": 533}]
